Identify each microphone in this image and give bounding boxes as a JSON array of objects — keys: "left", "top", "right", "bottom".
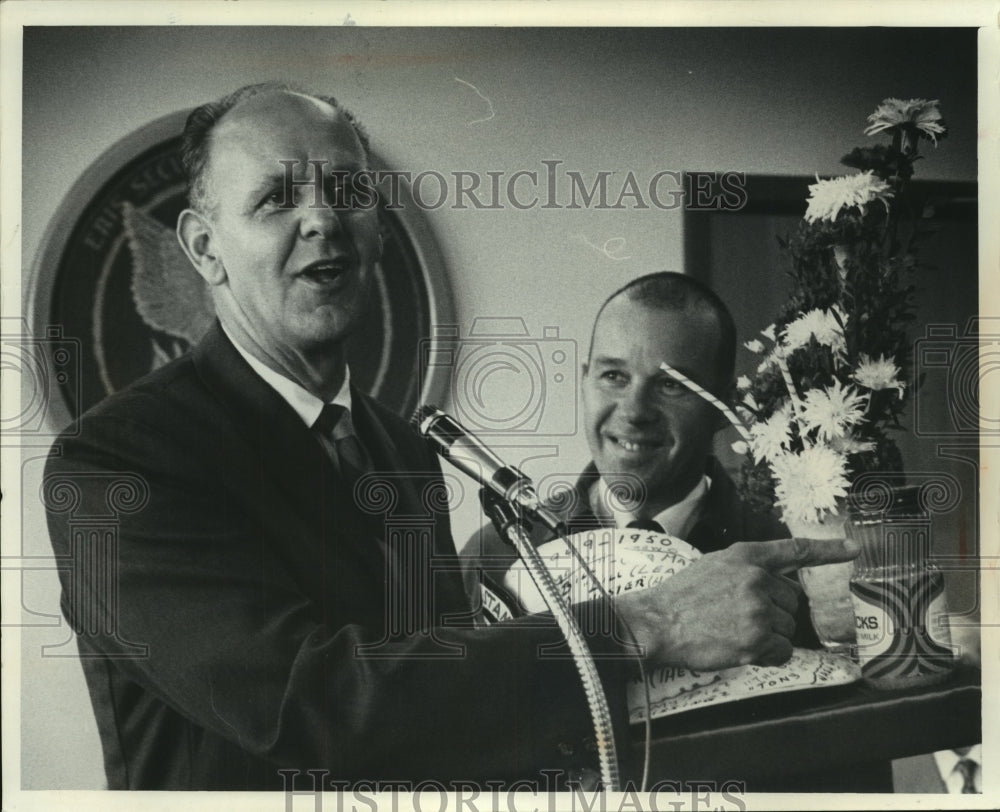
[{"left": 411, "top": 405, "right": 564, "bottom": 533}]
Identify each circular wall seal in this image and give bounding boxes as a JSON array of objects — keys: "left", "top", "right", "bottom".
[{"left": 28, "top": 110, "right": 454, "bottom": 429}]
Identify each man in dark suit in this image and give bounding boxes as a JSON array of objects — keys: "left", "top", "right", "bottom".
[
  {"left": 467, "top": 274, "right": 789, "bottom": 594},
  {"left": 44, "top": 84, "right": 857, "bottom": 791}
]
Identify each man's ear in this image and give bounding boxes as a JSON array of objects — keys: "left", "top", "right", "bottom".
[{"left": 177, "top": 209, "right": 226, "bottom": 286}]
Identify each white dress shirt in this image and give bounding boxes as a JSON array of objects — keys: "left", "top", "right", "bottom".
[
  {"left": 595, "top": 474, "right": 711, "bottom": 538},
  {"left": 933, "top": 745, "right": 982, "bottom": 793},
  {"left": 222, "top": 325, "right": 352, "bottom": 427}
]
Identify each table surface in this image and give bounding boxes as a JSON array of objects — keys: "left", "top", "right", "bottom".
[{"left": 633, "top": 663, "right": 981, "bottom": 785}]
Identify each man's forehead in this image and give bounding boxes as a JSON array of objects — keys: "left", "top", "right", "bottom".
[
  {"left": 209, "top": 91, "right": 358, "bottom": 160},
  {"left": 205, "top": 91, "right": 365, "bottom": 184},
  {"left": 595, "top": 296, "right": 718, "bottom": 341},
  {"left": 219, "top": 90, "right": 342, "bottom": 131},
  {"left": 590, "top": 296, "right": 726, "bottom": 376}
]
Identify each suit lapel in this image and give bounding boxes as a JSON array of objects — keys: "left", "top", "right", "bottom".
[
  {"left": 565, "top": 464, "right": 611, "bottom": 533},
  {"left": 191, "top": 324, "right": 469, "bottom": 618},
  {"left": 351, "top": 390, "right": 471, "bottom": 616},
  {"left": 191, "top": 324, "right": 388, "bottom": 584},
  {"left": 566, "top": 460, "right": 732, "bottom": 553},
  {"left": 350, "top": 388, "right": 423, "bottom": 510}
]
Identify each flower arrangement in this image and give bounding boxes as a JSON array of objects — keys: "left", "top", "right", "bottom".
[{"left": 734, "top": 98, "right": 948, "bottom": 527}]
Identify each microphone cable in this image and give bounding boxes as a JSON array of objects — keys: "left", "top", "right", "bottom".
[
  {"left": 544, "top": 518, "right": 653, "bottom": 792},
  {"left": 413, "top": 405, "right": 652, "bottom": 790}
]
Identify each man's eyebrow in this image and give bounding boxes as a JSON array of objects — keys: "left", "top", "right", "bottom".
[
  {"left": 246, "top": 171, "right": 290, "bottom": 199},
  {"left": 255, "top": 163, "right": 367, "bottom": 193},
  {"left": 591, "top": 355, "right": 701, "bottom": 381},
  {"left": 657, "top": 364, "right": 699, "bottom": 381},
  {"left": 246, "top": 165, "right": 339, "bottom": 199}
]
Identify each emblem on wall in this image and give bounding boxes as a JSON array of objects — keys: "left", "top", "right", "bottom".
[{"left": 29, "top": 111, "right": 453, "bottom": 429}]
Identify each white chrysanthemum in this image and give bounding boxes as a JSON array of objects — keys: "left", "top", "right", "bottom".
[
  {"left": 804, "top": 171, "right": 893, "bottom": 224},
  {"left": 771, "top": 445, "right": 851, "bottom": 525},
  {"left": 782, "top": 306, "right": 847, "bottom": 359},
  {"left": 754, "top": 341, "right": 787, "bottom": 373},
  {"left": 864, "top": 98, "right": 947, "bottom": 145},
  {"left": 731, "top": 440, "right": 749, "bottom": 456},
  {"left": 853, "top": 353, "right": 905, "bottom": 396},
  {"left": 736, "top": 375, "right": 752, "bottom": 391},
  {"left": 800, "top": 382, "right": 868, "bottom": 441},
  {"left": 744, "top": 338, "right": 765, "bottom": 354},
  {"left": 761, "top": 323, "right": 777, "bottom": 341},
  {"left": 749, "top": 404, "right": 793, "bottom": 463}
]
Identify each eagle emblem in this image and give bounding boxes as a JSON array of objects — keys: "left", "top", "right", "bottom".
[{"left": 121, "top": 201, "right": 216, "bottom": 368}]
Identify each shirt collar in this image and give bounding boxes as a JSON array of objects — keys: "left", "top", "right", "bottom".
[
  {"left": 934, "top": 744, "right": 981, "bottom": 780},
  {"left": 596, "top": 474, "right": 711, "bottom": 538},
  {"left": 221, "top": 323, "right": 352, "bottom": 428}
]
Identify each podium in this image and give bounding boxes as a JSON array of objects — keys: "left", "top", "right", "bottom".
[{"left": 639, "top": 664, "right": 981, "bottom": 792}]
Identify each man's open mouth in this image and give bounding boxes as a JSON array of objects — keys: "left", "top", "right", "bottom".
[
  {"left": 298, "top": 259, "right": 351, "bottom": 285},
  {"left": 609, "top": 435, "right": 662, "bottom": 453}
]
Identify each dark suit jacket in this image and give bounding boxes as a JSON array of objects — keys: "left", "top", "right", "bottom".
[
  {"left": 563, "top": 460, "right": 788, "bottom": 551},
  {"left": 44, "top": 324, "right": 630, "bottom": 790}
]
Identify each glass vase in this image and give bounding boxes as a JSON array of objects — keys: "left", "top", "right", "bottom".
[
  {"left": 846, "top": 485, "right": 957, "bottom": 689},
  {"left": 784, "top": 510, "right": 857, "bottom": 655}
]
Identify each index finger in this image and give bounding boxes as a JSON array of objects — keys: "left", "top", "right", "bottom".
[{"left": 742, "top": 536, "right": 860, "bottom": 573}]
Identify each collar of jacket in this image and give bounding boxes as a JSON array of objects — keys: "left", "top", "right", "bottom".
[{"left": 556, "top": 458, "right": 771, "bottom": 554}]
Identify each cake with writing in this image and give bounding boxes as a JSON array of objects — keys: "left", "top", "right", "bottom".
[{"left": 502, "top": 528, "right": 861, "bottom": 722}]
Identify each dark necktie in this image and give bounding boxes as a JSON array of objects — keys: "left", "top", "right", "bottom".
[
  {"left": 956, "top": 757, "right": 978, "bottom": 794},
  {"left": 626, "top": 519, "right": 665, "bottom": 534},
  {"left": 313, "top": 403, "right": 373, "bottom": 484}
]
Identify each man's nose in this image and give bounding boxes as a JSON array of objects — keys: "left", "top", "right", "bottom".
[
  {"left": 299, "top": 203, "right": 343, "bottom": 239},
  {"left": 619, "top": 383, "right": 659, "bottom": 424}
]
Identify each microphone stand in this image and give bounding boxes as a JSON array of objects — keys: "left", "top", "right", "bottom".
[{"left": 479, "top": 489, "right": 621, "bottom": 792}]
